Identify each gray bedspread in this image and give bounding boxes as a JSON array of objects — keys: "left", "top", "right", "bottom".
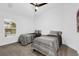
[
  {"left": 18, "top": 33, "right": 36, "bottom": 45},
  {"left": 32, "top": 35, "right": 59, "bottom": 56}
]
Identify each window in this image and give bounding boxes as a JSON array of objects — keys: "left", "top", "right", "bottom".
[{"left": 4, "top": 17, "right": 16, "bottom": 37}]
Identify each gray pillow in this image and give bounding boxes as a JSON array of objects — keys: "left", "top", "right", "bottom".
[{"left": 49, "top": 31, "right": 62, "bottom": 36}]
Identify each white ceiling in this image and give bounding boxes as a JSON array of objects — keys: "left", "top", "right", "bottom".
[
  {"left": 0, "top": 3, "right": 61, "bottom": 18},
  {"left": 0, "top": 3, "right": 35, "bottom": 17}
]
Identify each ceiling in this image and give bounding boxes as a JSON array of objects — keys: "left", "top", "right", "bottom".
[
  {"left": 0, "top": 3, "right": 58, "bottom": 18},
  {"left": 0, "top": 3, "right": 35, "bottom": 17}
]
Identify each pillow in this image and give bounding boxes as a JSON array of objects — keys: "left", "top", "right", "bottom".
[{"left": 49, "top": 31, "right": 62, "bottom": 36}]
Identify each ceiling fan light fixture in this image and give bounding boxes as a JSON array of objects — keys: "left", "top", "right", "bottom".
[
  {"left": 30, "top": 3, "right": 47, "bottom": 12},
  {"left": 35, "top": 6, "right": 38, "bottom": 10}
]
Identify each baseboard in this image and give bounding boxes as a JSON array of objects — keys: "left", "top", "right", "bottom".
[{"left": 0, "top": 40, "right": 18, "bottom": 46}]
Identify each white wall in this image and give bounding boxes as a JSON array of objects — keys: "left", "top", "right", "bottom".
[
  {"left": 62, "top": 4, "right": 79, "bottom": 54},
  {"left": 34, "top": 4, "right": 63, "bottom": 35},
  {"left": 0, "top": 10, "right": 34, "bottom": 46}
]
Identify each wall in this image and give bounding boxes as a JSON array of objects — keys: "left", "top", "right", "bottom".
[
  {"left": 0, "top": 10, "right": 34, "bottom": 46},
  {"left": 62, "top": 4, "right": 79, "bottom": 54},
  {"left": 34, "top": 4, "right": 63, "bottom": 35}
]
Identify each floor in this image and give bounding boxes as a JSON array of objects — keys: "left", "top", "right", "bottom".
[{"left": 0, "top": 42, "right": 78, "bottom": 56}]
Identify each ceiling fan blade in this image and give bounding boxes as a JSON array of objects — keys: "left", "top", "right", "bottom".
[
  {"left": 30, "top": 3, "right": 47, "bottom": 7},
  {"left": 30, "top": 3, "right": 36, "bottom": 6},
  {"left": 38, "top": 3, "right": 47, "bottom": 7}
]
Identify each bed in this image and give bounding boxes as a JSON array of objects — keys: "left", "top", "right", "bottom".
[
  {"left": 31, "top": 31, "right": 62, "bottom": 56},
  {"left": 18, "top": 30, "right": 41, "bottom": 46}
]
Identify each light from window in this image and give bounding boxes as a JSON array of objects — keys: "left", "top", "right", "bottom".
[{"left": 4, "top": 17, "right": 16, "bottom": 37}]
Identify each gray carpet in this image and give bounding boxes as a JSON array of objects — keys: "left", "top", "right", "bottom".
[{"left": 0, "top": 43, "right": 78, "bottom": 56}]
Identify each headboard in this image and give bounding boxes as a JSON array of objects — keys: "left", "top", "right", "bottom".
[
  {"left": 49, "top": 31, "right": 62, "bottom": 36},
  {"left": 34, "top": 30, "right": 41, "bottom": 37},
  {"left": 49, "top": 31, "right": 62, "bottom": 47}
]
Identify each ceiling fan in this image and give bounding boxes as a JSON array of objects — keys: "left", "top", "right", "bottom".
[{"left": 30, "top": 3, "right": 47, "bottom": 12}]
